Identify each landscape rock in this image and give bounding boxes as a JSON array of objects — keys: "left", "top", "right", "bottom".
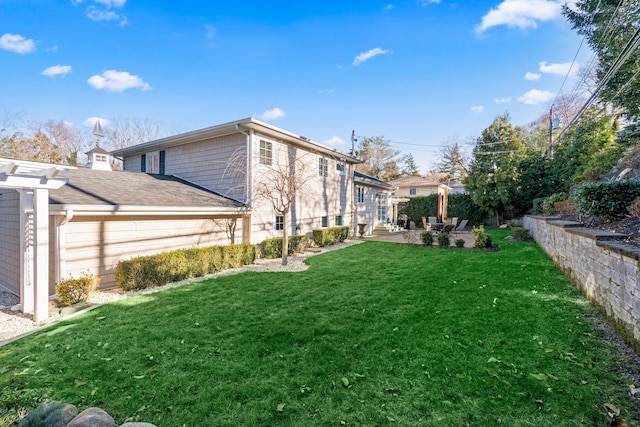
[
  {"left": 17, "top": 401, "right": 78, "bottom": 427},
  {"left": 67, "top": 407, "right": 116, "bottom": 427}
]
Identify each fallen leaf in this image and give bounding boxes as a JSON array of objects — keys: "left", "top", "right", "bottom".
[
  {"left": 604, "top": 402, "right": 620, "bottom": 416},
  {"left": 530, "top": 373, "right": 547, "bottom": 381},
  {"left": 341, "top": 377, "right": 350, "bottom": 387},
  {"left": 277, "top": 403, "right": 285, "bottom": 412},
  {"left": 487, "top": 357, "right": 501, "bottom": 363}
]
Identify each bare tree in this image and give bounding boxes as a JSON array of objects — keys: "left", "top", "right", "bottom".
[
  {"left": 105, "top": 117, "right": 177, "bottom": 150},
  {"left": 253, "top": 148, "right": 315, "bottom": 265}
]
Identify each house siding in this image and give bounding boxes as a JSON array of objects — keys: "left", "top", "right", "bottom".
[
  {"left": 58, "top": 215, "right": 241, "bottom": 290},
  {"left": 0, "top": 190, "right": 21, "bottom": 294},
  {"left": 123, "top": 134, "right": 247, "bottom": 203},
  {"left": 248, "top": 135, "right": 355, "bottom": 243}
]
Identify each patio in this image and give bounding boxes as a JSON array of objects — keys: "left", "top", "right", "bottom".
[{"left": 364, "top": 227, "right": 476, "bottom": 247}]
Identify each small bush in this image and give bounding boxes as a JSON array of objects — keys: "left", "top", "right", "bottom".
[
  {"left": 473, "top": 225, "right": 493, "bottom": 248},
  {"left": 421, "top": 231, "right": 434, "bottom": 246},
  {"left": 573, "top": 179, "right": 640, "bottom": 218},
  {"left": 312, "top": 226, "right": 349, "bottom": 247},
  {"left": 437, "top": 232, "right": 450, "bottom": 248},
  {"left": 55, "top": 272, "right": 101, "bottom": 306},
  {"left": 532, "top": 198, "right": 545, "bottom": 214},
  {"left": 262, "top": 235, "right": 310, "bottom": 259},
  {"left": 542, "top": 193, "right": 567, "bottom": 215},
  {"left": 511, "top": 226, "right": 530, "bottom": 241},
  {"left": 455, "top": 239, "right": 465, "bottom": 248}
]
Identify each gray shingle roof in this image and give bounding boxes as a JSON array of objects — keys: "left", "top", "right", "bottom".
[{"left": 49, "top": 168, "right": 244, "bottom": 209}]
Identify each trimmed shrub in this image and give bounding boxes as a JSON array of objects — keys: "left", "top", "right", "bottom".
[
  {"left": 55, "top": 272, "right": 101, "bottom": 306},
  {"left": 116, "top": 243, "right": 256, "bottom": 291},
  {"left": 573, "top": 178, "right": 640, "bottom": 218},
  {"left": 437, "top": 232, "right": 450, "bottom": 248},
  {"left": 312, "top": 226, "right": 349, "bottom": 247},
  {"left": 421, "top": 231, "right": 434, "bottom": 246},
  {"left": 262, "top": 235, "right": 310, "bottom": 259},
  {"left": 455, "top": 239, "right": 465, "bottom": 248}
]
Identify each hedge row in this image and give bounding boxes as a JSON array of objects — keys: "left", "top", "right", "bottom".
[
  {"left": 573, "top": 178, "right": 640, "bottom": 218},
  {"left": 312, "top": 226, "right": 349, "bottom": 247},
  {"left": 116, "top": 243, "right": 256, "bottom": 291},
  {"left": 262, "top": 235, "right": 310, "bottom": 259}
]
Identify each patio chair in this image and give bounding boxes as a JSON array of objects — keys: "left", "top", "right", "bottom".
[
  {"left": 441, "top": 224, "right": 454, "bottom": 234},
  {"left": 447, "top": 217, "right": 458, "bottom": 228},
  {"left": 453, "top": 219, "right": 469, "bottom": 234}
]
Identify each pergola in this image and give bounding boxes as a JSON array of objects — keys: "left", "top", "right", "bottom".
[{"left": 0, "top": 159, "right": 68, "bottom": 322}]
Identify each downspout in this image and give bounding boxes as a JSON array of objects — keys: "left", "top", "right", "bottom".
[
  {"left": 55, "top": 210, "right": 74, "bottom": 284},
  {"left": 235, "top": 123, "right": 252, "bottom": 243}
]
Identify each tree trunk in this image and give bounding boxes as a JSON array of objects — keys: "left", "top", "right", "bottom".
[{"left": 282, "top": 210, "right": 289, "bottom": 266}]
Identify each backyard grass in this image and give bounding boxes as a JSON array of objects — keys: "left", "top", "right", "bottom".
[{"left": 0, "top": 230, "right": 637, "bottom": 426}]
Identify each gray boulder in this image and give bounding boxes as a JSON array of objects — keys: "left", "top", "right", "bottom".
[
  {"left": 67, "top": 407, "right": 116, "bottom": 427},
  {"left": 17, "top": 401, "right": 78, "bottom": 427}
]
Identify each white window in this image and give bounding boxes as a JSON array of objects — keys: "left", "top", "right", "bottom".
[
  {"left": 319, "top": 157, "right": 328, "bottom": 177},
  {"left": 321, "top": 216, "right": 328, "bottom": 227},
  {"left": 146, "top": 151, "right": 160, "bottom": 174},
  {"left": 357, "top": 186, "right": 365, "bottom": 204},
  {"left": 260, "top": 140, "right": 272, "bottom": 166},
  {"left": 409, "top": 188, "right": 417, "bottom": 196},
  {"left": 275, "top": 215, "right": 284, "bottom": 231},
  {"left": 335, "top": 215, "right": 343, "bottom": 226}
]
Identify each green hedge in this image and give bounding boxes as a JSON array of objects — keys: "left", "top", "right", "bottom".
[
  {"left": 116, "top": 243, "right": 256, "bottom": 291},
  {"left": 400, "top": 195, "right": 438, "bottom": 225},
  {"left": 573, "top": 179, "right": 640, "bottom": 218},
  {"left": 261, "top": 235, "right": 310, "bottom": 259},
  {"left": 312, "top": 226, "right": 349, "bottom": 247}
]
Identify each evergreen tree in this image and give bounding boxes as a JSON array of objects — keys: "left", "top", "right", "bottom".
[
  {"left": 464, "top": 113, "right": 525, "bottom": 225},
  {"left": 563, "top": 1, "right": 640, "bottom": 119},
  {"left": 355, "top": 136, "right": 402, "bottom": 181}
]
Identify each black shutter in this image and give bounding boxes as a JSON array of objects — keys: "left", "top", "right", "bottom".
[
  {"left": 159, "top": 150, "right": 165, "bottom": 175},
  {"left": 141, "top": 154, "right": 146, "bottom": 172}
]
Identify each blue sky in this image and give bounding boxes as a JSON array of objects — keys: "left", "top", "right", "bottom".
[{"left": 0, "top": 0, "right": 587, "bottom": 172}]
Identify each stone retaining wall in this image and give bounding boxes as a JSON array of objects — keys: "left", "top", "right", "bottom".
[{"left": 524, "top": 215, "right": 640, "bottom": 347}]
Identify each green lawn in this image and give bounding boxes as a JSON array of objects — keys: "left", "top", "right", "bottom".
[{"left": 0, "top": 230, "right": 636, "bottom": 426}]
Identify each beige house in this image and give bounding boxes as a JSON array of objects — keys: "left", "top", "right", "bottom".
[
  {"left": 389, "top": 176, "right": 451, "bottom": 222},
  {"left": 0, "top": 118, "right": 392, "bottom": 320},
  {"left": 111, "top": 118, "right": 389, "bottom": 243}
]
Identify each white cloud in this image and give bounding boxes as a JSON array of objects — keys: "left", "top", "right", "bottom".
[
  {"left": 385, "top": 4, "right": 393, "bottom": 10},
  {"left": 87, "top": 70, "right": 151, "bottom": 92},
  {"left": 325, "top": 136, "right": 344, "bottom": 146},
  {"left": 495, "top": 97, "right": 512, "bottom": 104},
  {"left": 83, "top": 117, "right": 111, "bottom": 128},
  {"left": 471, "top": 105, "right": 485, "bottom": 113},
  {"left": 525, "top": 71, "right": 541, "bottom": 81},
  {"left": 420, "top": 0, "right": 441, "bottom": 5},
  {"left": 41, "top": 65, "right": 72, "bottom": 77},
  {"left": 93, "top": 0, "right": 126, "bottom": 7},
  {"left": 539, "top": 61, "right": 579, "bottom": 77},
  {"left": 475, "top": 0, "right": 562, "bottom": 34},
  {"left": 87, "top": 6, "right": 128, "bottom": 25},
  {"left": 0, "top": 33, "right": 36, "bottom": 54},
  {"left": 205, "top": 24, "right": 217, "bottom": 40},
  {"left": 259, "top": 108, "right": 286, "bottom": 121},
  {"left": 319, "top": 89, "right": 335, "bottom": 94},
  {"left": 517, "top": 89, "right": 554, "bottom": 105},
  {"left": 353, "top": 47, "right": 391, "bottom": 66}
]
